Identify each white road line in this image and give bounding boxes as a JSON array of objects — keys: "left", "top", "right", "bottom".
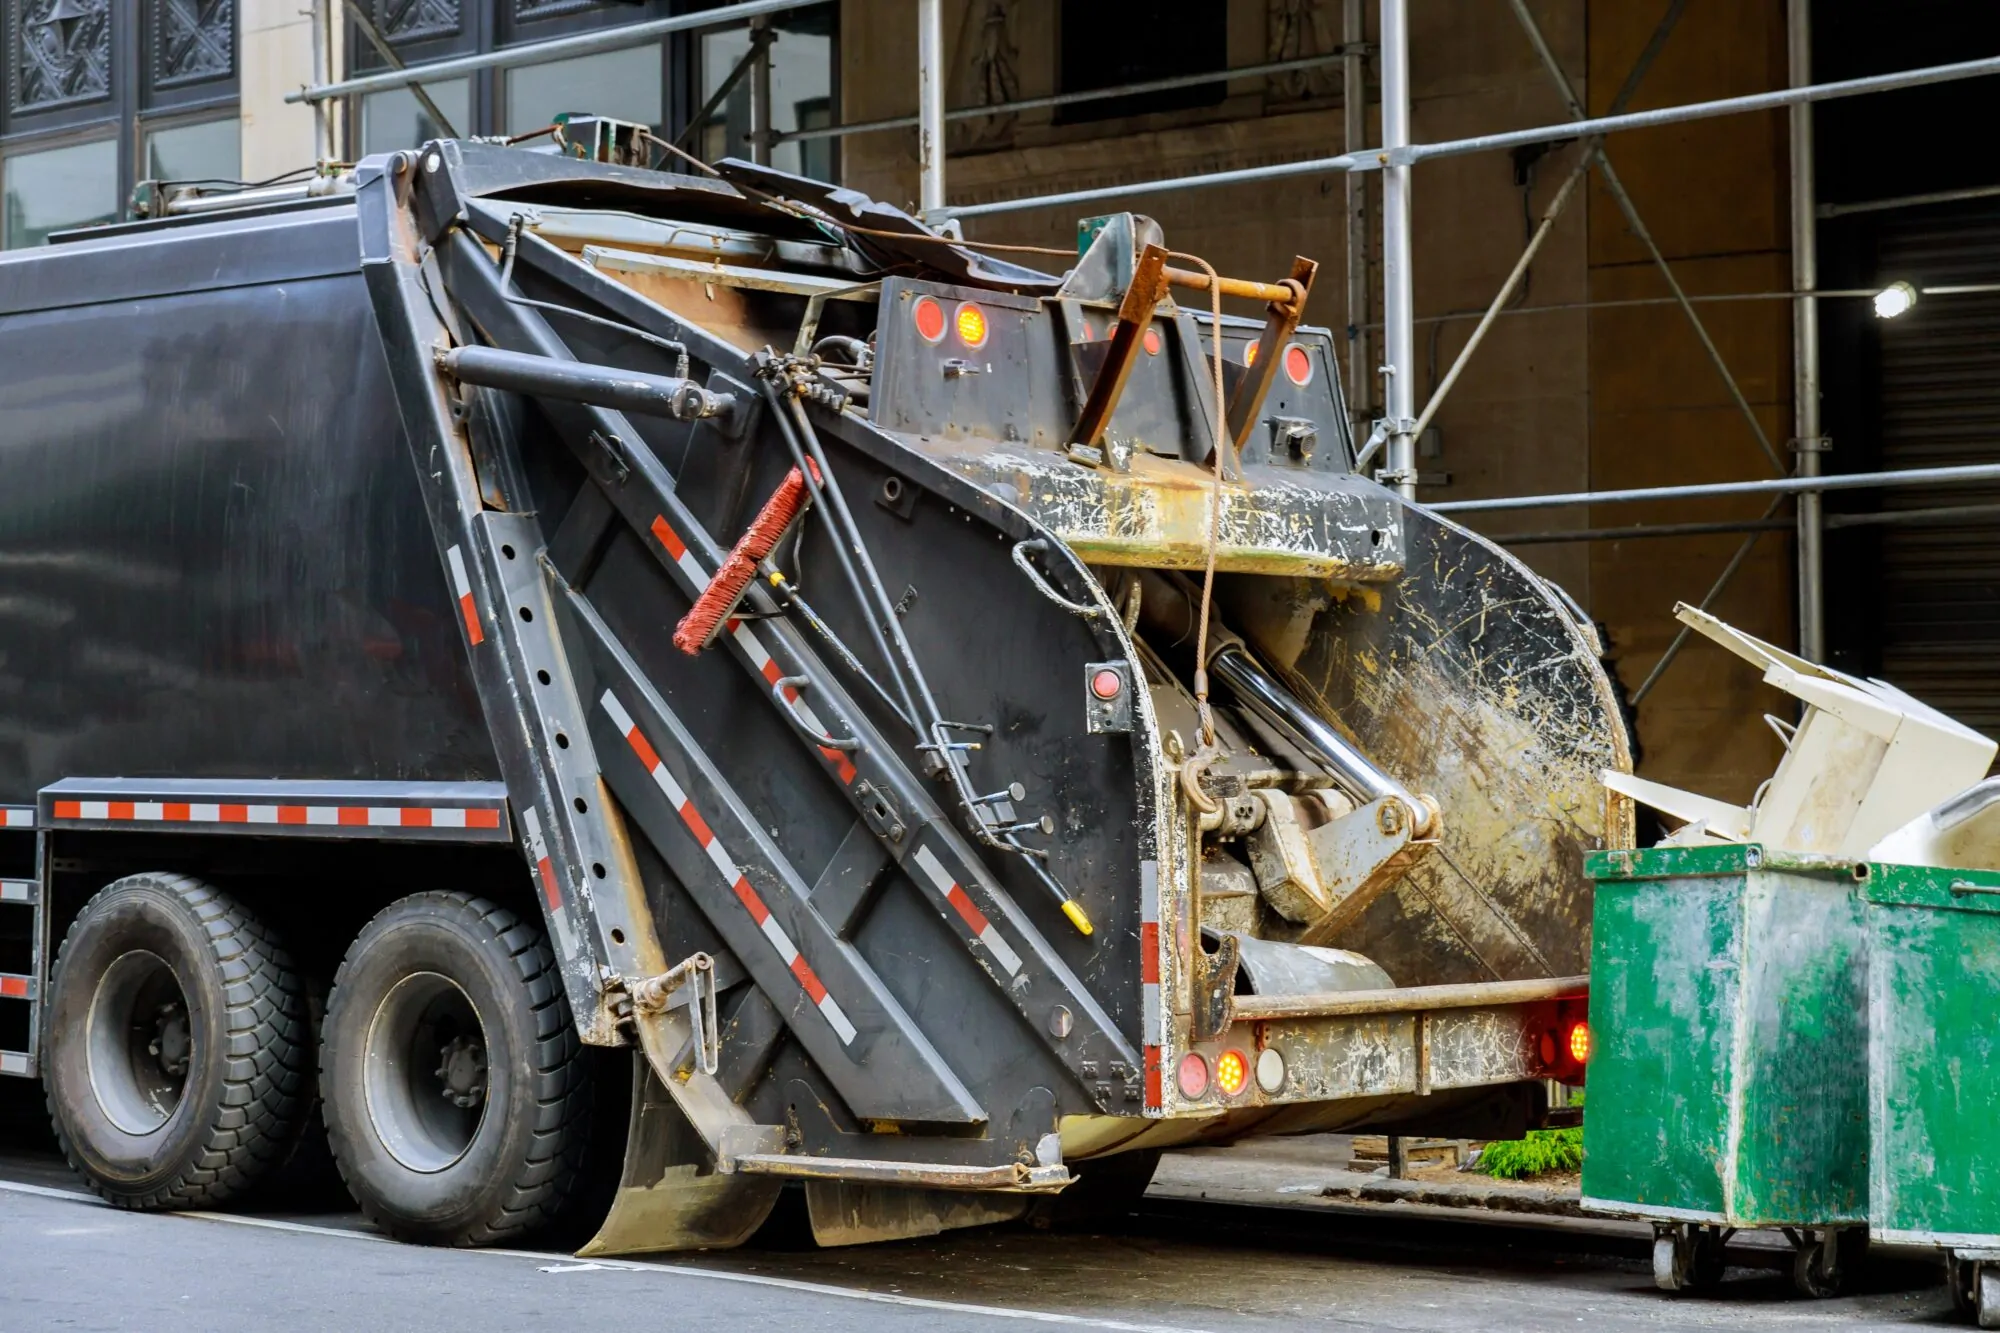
[{"left": 0, "top": 1179, "right": 1212, "bottom": 1333}]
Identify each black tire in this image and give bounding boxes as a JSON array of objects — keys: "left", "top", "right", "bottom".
[
  {"left": 42, "top": 873, "right": 311, "bottom": 1209},
  {"left": 320, "top": 892, "right": 591, "bottom": 1246}
]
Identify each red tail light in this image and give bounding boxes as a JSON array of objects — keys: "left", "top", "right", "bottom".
[
  {"left": 913, "top": 295, "right": 946, "bottom": 342},
  {"left": 1284, "top": 344, "right": 1314, "bottom": 385}
]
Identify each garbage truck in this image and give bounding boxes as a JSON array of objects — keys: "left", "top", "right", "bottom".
[{"left": 0, "top": 129, "right": 1626, "bottom": 1252}]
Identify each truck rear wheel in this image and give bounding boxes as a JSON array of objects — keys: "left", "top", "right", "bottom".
[
  {"left": 43, "top": 873, "right": 311, "bottom": 1209},
  {"left": 320, "top": 892, "right": 590, "bottom": 1246}
]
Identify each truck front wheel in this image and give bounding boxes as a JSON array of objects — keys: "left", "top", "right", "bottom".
[
  {"left": 43, "top": 873, "right": 311, "bottom": 1209},
  {"left": 320, "top": 892, "right": 590, "bottom": 1246}
]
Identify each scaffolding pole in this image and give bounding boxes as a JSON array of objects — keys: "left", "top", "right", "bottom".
[
  {"left": 1434, "top": 460, "right": 2000, "bottom": 514},
  {"left": 1379, "top": 0, "right": 1417, "bottom": 499},
  {"left": 1790, "top": 0, "right": 1825, "bottom": 661},
  {"left": 287, "top": 0, "right": 829, "bottom": 104},
  {"left": 1344, "top": 0, "right": 1372, "bottom": 447},
  {"left": 917, "top": 0, "right": 946, "bottom": 215},
  {"left": 932, "top": 51, "right": 2000, "bottom": 221}
]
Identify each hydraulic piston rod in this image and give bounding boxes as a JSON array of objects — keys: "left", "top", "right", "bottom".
[
  {"left": 1209, "top": 644, "right": 1434, "bottom": 835},
  {"left": 437, "top": 345, "right": 737, "bottom": 425}
]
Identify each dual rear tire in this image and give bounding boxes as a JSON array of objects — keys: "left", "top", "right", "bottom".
[{"left": 43, "top": 876, "right": 593, "bottom": 1246}]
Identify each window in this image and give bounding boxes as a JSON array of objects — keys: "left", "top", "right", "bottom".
[
  {"left": 505, "top": 45, "right": 665, "bottom": 138},
  {"left": 359, "top": 80, "right": 473, "bottom": 157},
  {"left": 698, "top": 15, "right": 835, "bottom": 180},
  {"left": 3, "top": 138, "right": 119, "bottom": 249},
  {"left": 1057, "top": 1, "right": 1228, "bottom": 124},
  {"left": 0, "top": 0, "right": 238, "bottom": 244},
  {"left": 144, "top": 117, "right": 241, "bottom": 187}
]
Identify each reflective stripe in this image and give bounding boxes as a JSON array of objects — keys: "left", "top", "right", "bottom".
[
  {"left": 911, "top": 845, "right": 1022, "bottom": 976},
  {"left": 519, "top": 806, "right": 562, "bottom": 911},
  {"left": 599, "top": 688, "right": 857, "bottom": 1047},
  {"left": 447, "top": 544, "right": 484, "bottom": 646}
]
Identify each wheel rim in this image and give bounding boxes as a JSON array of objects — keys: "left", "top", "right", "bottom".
[
  {"left": 86, "top": 950, "right": 193, "bottom": 1136},
  {"left": 362, "top": 971, "right": 490, "bottom": 1173}
]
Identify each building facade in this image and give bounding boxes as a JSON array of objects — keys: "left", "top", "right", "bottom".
[{"left": 3, "top": 0, "right": 1997, "bottom": 806}]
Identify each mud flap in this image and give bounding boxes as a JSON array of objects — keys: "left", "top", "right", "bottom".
[
  {"left": 579, "top": 1053, "right": 783, "bottom": 1257},
  {"left": 804, "top": 1181, "right": 1029, "bottom": 1248}
]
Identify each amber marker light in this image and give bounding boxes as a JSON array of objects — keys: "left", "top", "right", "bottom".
[
  {"left": 955, "top": 301, "right": 989, "bottom": 349},
  {"left": 1215, "top": 1049, "right": 1249, "bottom": 1097}
]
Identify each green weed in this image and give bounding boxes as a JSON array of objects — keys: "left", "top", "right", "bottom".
[{"left": 1479, "top": 1091, "right": 1584, "bottom": 1180}]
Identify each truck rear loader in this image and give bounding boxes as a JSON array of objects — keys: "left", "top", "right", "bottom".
[{"left": 0, "top": 133, "right": 1625, "bottom": 1253}]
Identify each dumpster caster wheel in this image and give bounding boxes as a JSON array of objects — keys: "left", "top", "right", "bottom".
[
  {"left": 1977, "top": 1262, "right": 2000, "bottom": 1329},
  {"left": 1791, "top": 1227, "right": 1863, "bottom": 1299},
  {"left": 1653, "top": 1223, "right": 1726, "bottom": 1293},
  {"left": 1948, "top": 1255, "right": 1977, "bottom": 1320}
]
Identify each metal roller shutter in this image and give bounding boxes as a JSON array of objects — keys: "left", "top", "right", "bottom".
[{"left": 1873, "top": 210, "right": 2000, "bottom": 731}]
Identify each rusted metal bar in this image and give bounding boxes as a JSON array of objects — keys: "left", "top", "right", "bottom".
[
  {"left": 1225, "top": 258, "right": 1318, "bottom": 448},
  {"left": 1066, "top": 244, "right": 1171, "bottom": 458},
  {"left": 1164, "top": 267, "right": 1301, "bottom": 306},
  {"left": 729, "top": 1153, "right": 1072, "bottom": 1192},
  {"left": 1229, "top": 974, "right": 1588, "bottom": 1023}
]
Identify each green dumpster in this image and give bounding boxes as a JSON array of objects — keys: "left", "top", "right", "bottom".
[
  {"left": 1865, "top": 862, "right": 2000, "bottom": 1327},
  {"left": 1581, "top": 843, "right": 1870, "bottom": 1295}
]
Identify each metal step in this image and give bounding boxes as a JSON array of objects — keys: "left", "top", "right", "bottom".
[{"left": 0, "top": 874, "right": 42, "bottom": 1080}]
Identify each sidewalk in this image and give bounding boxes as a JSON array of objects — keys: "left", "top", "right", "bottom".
[{"left": 1151, "top": 1133, "right": 1584, "bottom": 1219}]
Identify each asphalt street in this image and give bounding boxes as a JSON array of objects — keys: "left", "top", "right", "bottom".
[{"left": 0, "top": 1146, "right": 1961, "bottom": 1333}]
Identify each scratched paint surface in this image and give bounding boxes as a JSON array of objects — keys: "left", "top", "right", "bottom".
[
  {"left": 936, "top": 442, "right": 1404, "bottom": 578},
  {"left": 1220, "top": 502, "right": 1631, "bottom": 987},
  {"left": 1581, "top": 845, "right": 1868, "bottom": 1226},
  {"left": 1865, "top": 862, "right": 2000, "bottom": 1243}
]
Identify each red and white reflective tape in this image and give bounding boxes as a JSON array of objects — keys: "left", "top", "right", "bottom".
[
  {"left": 447, "top": 545, "right": 484, "bottom": 646},
  {"left": 48, "top": 800, "right": 503, "bottom": 830},
  {"left": 0, "top": 1052, "right": 28, "bottom": 1076},
  {"left": 0, "top": 809, "right": 31, "bottom": 828},
  {"left": 911, "top": 844, "right": 1022, "bottom": 977},
  {"left": 600, "top": 689, "right": 858, "bottom": 1045},
  {"left": 518, "top": 806, "right": 562, "bottom": 912},
  {"left": 0, "top": 881, "right": 33, "bottom": 903},
  {"left": 651, "top": 513, "right": 859, "bottom": 786},
  {"left": 1140, "top": 859, "right": 1163, "bottom": 1109}
]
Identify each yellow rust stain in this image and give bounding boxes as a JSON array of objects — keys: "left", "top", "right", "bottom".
[{"left": 948, "top": 445, "right": 1403, "bottom": 581}]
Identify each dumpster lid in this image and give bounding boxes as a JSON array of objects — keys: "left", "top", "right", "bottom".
[
  {"left": 1588, "top": 842, "right": 1870, "bottom": 883},
  {"left": 1863, "top": 861, "right": 2000, "bottom": 913}
]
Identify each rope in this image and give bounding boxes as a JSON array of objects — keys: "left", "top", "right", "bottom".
[{"left": 1170, "top": 249, "right": 1228, "bottom": 750}]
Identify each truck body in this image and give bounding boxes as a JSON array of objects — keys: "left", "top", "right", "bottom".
[{"left": 0, "top": 138, "right": 1625, "bottom": 1252}]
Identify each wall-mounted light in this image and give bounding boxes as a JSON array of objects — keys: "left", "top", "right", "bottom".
[{"left": 1873, "top": 281, "right": 1918, "bottom": 320}]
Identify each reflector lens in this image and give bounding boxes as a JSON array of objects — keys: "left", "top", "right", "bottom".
[
  {"left": 1091, "top": 668, "right": 1123, "bottom": 700},
  {"left": 1143, "top": 327, "right": 1162, "bottom": 356},
  {"left": 1255, "top": 1046, "right": 1286, "bottom": 1094},
  {"left": 1243, "top": 340, "right": 1259, "bottom": 367},
  {"left": 1215, "top": 1049, "right": 1249, "bottom": 1097},
  {"left": 1284, "top": 344, "right": 1314, "bottom": 385},
  {"left": 1567, "top": 1020, "right": 1592, "bottom": 1064},
  {"left": 913, "top": 296, "right": 946, "bottom": 342},
  {"left": 1177, "top": 1052, "right": 1210, "bottom": 1100},
  {"left": 956, "top": 302, "right": 989, "bottom": 348}
]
